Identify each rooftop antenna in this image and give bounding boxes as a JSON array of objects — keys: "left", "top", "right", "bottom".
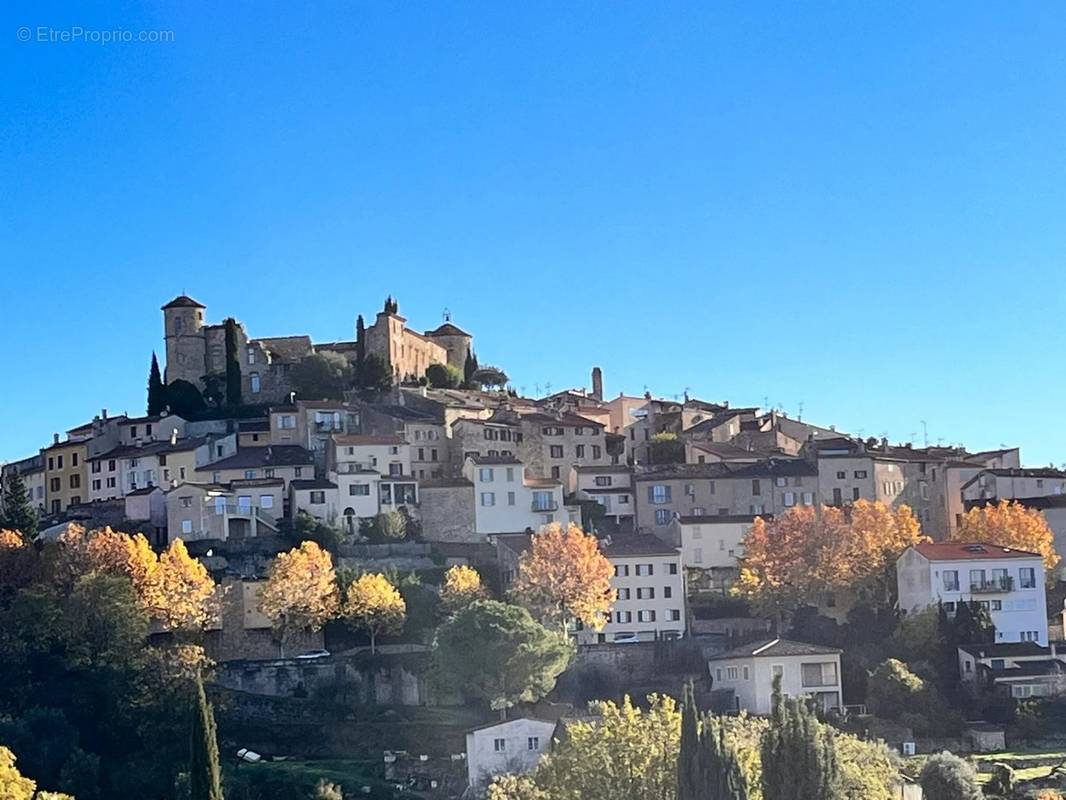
[
  {"left": 797, "top": 401, "right": 804, "bottom": 421},
  {"left": 763, "top": 395, "right": 769, "bottom": 409},
  {"left": 544, "top": 382, "right": 552, "bottom": 396},
  {"left": 921, "top": 420, "right": 929, "bottom": 447},
  {"left": 910, "top": 432, "right": 917, "bottom": 444},
  {"left": 937, "top": 437, "right": 944, "bottom": 446},
  {"left": 534, "top": 383, "right": 541, "bottom": 396}
]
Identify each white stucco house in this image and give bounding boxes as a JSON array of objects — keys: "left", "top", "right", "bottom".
[
  {"left": 465, "top": 717, "right": 556, "bottom": 790},
  {"left": 896, "top": 541, "right": 1048, "bottom": 645},
  {"left": 463, "top": 454, "right": 566, "bottom": 535},
  {"left": 708, "top": 638, "right": 843, "bottom": 715}
]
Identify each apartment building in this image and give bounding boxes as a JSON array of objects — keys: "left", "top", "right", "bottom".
[
  {"left": 810, "top": 437, "right": 907, "bottom": 509},
  {"left": 709, "top": 639, "right": 843, "bottom": 715},
  {"left": 450, "top": 414, "right": 523, "bottom": 475},
  {"left": 41, "top": 434, "right": 88, "bottom": 514},
  {"left": 87, "top": 434, "right": 235, "bottom": 502},
  {"left": 463, "top": 455, "right": 566, "bottom": 535},
  {"left": 634, "top": 459, "right": 817, "bottom": 533},
  {"left": 962, "top": 468, "right": 1066, "bottom": 504},
  {"left": 577, "top": 534, "right": 686, "bottom": 644},
  {"left": 165, "top": 478, "right": 284, "bottom": 542},
  {"left": 518, "top": 411, "right": 611, "bottom": 480},
  {"left": 897, "top": 541, "right": 1048, "bottom": 645}
]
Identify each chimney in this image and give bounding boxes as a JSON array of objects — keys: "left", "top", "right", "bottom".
[
  {"left": 101, "top": 408, "right": 108, "bottom": 420},
  {"left": 53, "top": 433, "right": 60, "bottom": 445},
  {"left": 881, "top": 437, "right": 888, "bottom": 449},
  {"left": 591, "top": 367, "right": 603, "bottom": 401}
]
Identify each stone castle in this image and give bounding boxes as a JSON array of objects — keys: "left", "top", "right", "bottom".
[{"left": 162, "top": 295, "right": 472, "bottom": 402}]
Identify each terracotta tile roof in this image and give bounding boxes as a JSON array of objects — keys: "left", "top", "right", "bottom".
[{"left": 162, "top": 294, "right": 205, "bottom": 309}]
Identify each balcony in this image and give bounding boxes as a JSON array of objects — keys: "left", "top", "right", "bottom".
[
  {"left": 220, "top": 504, "right": 278, "bottom": 529},
  {"left": 970, "top": 577, "right": 1013, "bottom": 593},
  {"left": 314, "top": 421, "right": 345, "bottom": 432}
]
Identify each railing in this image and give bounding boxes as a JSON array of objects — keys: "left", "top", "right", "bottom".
[
  {"left": 970, "top": 577, "right": 1013, "bottom": 593},
  {"left": 314, "top": 421, "right": 344, "bottom": 431},
  {"left": 220, "top": 504, "right": 277, "bottom": 528}
]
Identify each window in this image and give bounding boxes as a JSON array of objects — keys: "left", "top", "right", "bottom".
[
  {"left": 616, "top": 611, "right": 633, "bottom": 623},
  {"left": 528, "top": 737, "right": 540, "bottom": 751},
  {"left": 108, "top": 459, "right": 116, "bottom": 471},
  {"left": 57, "top": 455, "right": 64, "bottom": 469},
  {"left": 592, "top": 445, "right": 602, "bottom": 458},
  {"left": 350, "top": 484, "right": 370, "bottom": 496},
  {"left": 181, "top": 520, "right": 193, "bottom": 534},
  {"left": 801, "top": 661, "right": 838, "bottom": 687},
  {"left": 752, "top": 480, "right": 761, "bottom": 496},
  {"left": 244, "top": 470, "right": 256, "bottom": 479},
  {"left": 771, "top": 664, "right": 783, "bottom": 680},
  {"left": 278, "top": 415, "right": 296, "bottom": 429},
  {"left": 620, "top": 494, "right": 630, "bottom": 504},
  {"left": 802, "top": 492, "right": 813, "bottom": 505},
  {"left": 743, "top": 666, "right": 750, "bottom": 680},
  {"left": 668, "top": 609, "right": 681, "bottom": 621},
  {"left": 69, "top": 474, "right": 80, "bottom": 489},
  {"left": 775, "top": 477, "right": 786, "bottom": 487},
  {"left": 91, "top": 461, "right": 100, "bottom": 474},
  {"left": 726, "top": 666, "right": 739, "bottom": 680},
  {"left": 655, "top": 509, "right": 671, "bottom": 525},
  {"left": 295, "top": 467, "right": 303, "bottom": 477},
  {"left": 549, "top": 445, "right": 563, "bottom": 458},
  {"left": 91, "top": 479, "right": 101, "bottom": 491},
  {"left": 479, "top": 468, "right": 494, "bottom": 482},
  {"left": 614, "top": 564, "right": 629, "bottom": 577},
  {"left": 638, "top": 610, "right": 656, "bottom": 622},
  {"left": 1019, "top": 567, "right": 1036, "bottom": 589},
  {"left": 576, "top": 445, "right": 585, "bottom": 458},
  {"left": 237, "top": 495, "right": 252, "bottom": 513},
  {"left": 310, "top": 491, "right": 326, "bottom": 504},
  {"left": 692, "top": 506, "right": 705, "bottom": 516},
  {"left": 617, "top": 587, "right": 631, "bottom": 600},
  {"left": 106, "top": 477, "right": 116, "bottom": 488},
  {"left": 637, "top": 587, "right": 655, "bottom": 600},
  {"left": 991, "top": 599, "right": 1002, "bottom": 611},
  {"left": 836, "top": 471, "right": 846, "bottom": 480},
  {"left": 663, "top": 586, "right": 672, "bottom": 598},
  {"left": 854, "top": 470, "right": 867, "bottom": 479},
  {"left": 247, "top": 346, "right": 256, "bottom": 364},
  {"left": 507, "top": 491, "right": 516, "bottom": 506},
  {"left": 693, "top": 547, "right": 703, "bottom": 564},
  {"left": 480, "top": 492, "right": 496, "bottom": 507},
  {"left": 942, "top": 570, "right": 959, "bottom": 591},
  {"left": 551, "top": 466, "right": 561, "bottom": 479},
  {"left": 650, "top": 485, "right": 671, "bottom": 504},
  {"left": 532, "top": 491, "right": 555, "bottom": 511},
  {"left": 636, "top": 563, "right": 654, "bottom": 576},
  {"left": 250, "top": 373, "right": 261, "bottom": 394},
  {"left": 50, "top": 477, "right": 60, "bottom": 491},
  {"left": 260, "top": 495, "right": 274, "bottom": 509},
  {"left": 852, "top": 487, "right": 860, "bottom": 501},
  {"left": 493, "top": 738, "right": 506, "bottom": 753},
  {"left": 595, "top": 476, "right": 612, "bottom": 487},
  {"left": 667, "top": 562, "right": 678, "bottom": 575},
  {"left": 969, "top": 569, "right": 986, "bottom": 590},
  {"left": 783, "top": 491, "right": 795, "bottom": 506}
]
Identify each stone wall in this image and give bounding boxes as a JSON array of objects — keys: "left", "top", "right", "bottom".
[{"left": 419, "top": 484, "right": 479, "bottom": 542}]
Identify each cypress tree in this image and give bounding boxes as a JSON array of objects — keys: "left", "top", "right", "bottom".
[
  {"left": 147, "top": 352, "right": 167, "bottom": 415},
  {"left": 1, "top": 470, "right": 38, "bottom": 539},
  {"left": 701, "top": 717, "right": 750, "bottom": 800},
  {"left": 189, "top": 671, "right": 224, "bottom": 800},
  {"left": 678, "top": 683, "right": 701, "bottom": 800},
  {"left": 354, "top": 315, "right": 366, "bottom": 387},
  {"left": 761, "top": 675, "right": 841, "bottom": 800},
  {"left": 463, "top": 347, "right": 476, "bottom": 388},
  {"left": 223, "top": 318, "right": 242, "bottom": 407}
]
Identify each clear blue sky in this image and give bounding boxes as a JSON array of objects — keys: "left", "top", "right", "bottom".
[{"left": 3, "top": 2, "right": 1065, "bottom": 465}]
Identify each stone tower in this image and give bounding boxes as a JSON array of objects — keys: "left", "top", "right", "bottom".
[
  {"left": 162, "top": 295, "right": 207, "bottom": 386},
  {"left": 425, "top": 320, "right": 473, "bottom": 372}
]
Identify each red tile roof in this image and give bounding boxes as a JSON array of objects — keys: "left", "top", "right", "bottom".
[{"left": 914, "top": 542, "right": 1041, "bottom": 561}]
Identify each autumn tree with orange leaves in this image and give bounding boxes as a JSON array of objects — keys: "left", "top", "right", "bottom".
[
  {"left": 510, "top": 523, "right": 614, "bottom": 633},
  {"left": 953, "top": 500, "right": 1060, "bottom": 574},
  {"left": 152, "top": 540, "right": 217, "bottom": 632},
  {"left": 259, "top": 540, "right": 340, "bottom": 655},
  {"left": 440, "top": 563, "right": 486, "bottom": 613},
  {"left": 0, "top": 529, "right": 37, "bottom": 592},
  {"left": 734, "top": 500, "right": 924, "bottom": 621}
]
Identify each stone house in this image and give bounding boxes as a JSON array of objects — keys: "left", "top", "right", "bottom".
[
  {"left": 418, "top": 478, "right": 478, "bottom": 542},
  {"left": 359, "top": 402, "right": 450, "bottom": 480},
  {"left": 517, "top": 411, "right": 611, "bottom": 480}
]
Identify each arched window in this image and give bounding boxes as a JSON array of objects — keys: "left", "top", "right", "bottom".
[{"left": 343, "top": 507, "right": 356, "bottom": 535}]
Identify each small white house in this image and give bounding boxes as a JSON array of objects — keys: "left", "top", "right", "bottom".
[
  {"left": 958, "top": 642, "right": 1066, "bottom": 698},
  {"left": 708, "top": 638, "right": 843, "bottom": 715},
  {"left": 290, "top": 479, "right": 341, "bottom": 523},
  {"left": 897, "top": 541, "right": 1048, "bottom": 645},
  {"left": 465, "top": 717, "right": 556, "bottom": 790}
]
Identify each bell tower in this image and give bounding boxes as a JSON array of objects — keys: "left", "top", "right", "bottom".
[{"left": 161, "top": 294, "right": 207, "bottom": 385}]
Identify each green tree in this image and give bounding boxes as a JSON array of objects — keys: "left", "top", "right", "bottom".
[
  {"left": 367, "top": 510, "right": 408, "bottom": 541},
  {"left": 292, "top": 351, "right": 353, "bottom": 401},
  {"left": 425, "top": 362, "right": 462, "bottom": 389},
  {"left": 357, "top": 354, "right": 392, "bottom": 396},
  {"left": 679, "top": 685, "right": 750, "bottom": 800},
  {"left": 166, "top": 380, "right": 206, "bottom": 418},
  {"left": 919, "top": 752, "right": 983, "bottom": 800},
  {"left": 464, "top": 348, "right": 479, "bottom": 388},
  {"left": 472, "top": 366, "right": 509, "bottom": 390},
  {"left": 223, "top": 317, "right": 242, "bottom": 406},
  {"left": 1, "top": 471, "right": 39, "bottom": 538},
  {"left": 147, "top": 352, "right": 166, "bottom": 415},
  {"left": 200, "top": 373, "right": 225, "bottom": 407},
  {"left": 434, "top": 600, "right": 572, "bottom": 717},
  {"left": 189, "top": 671, "right": 224, "bottom": 800},
  {"left": 678, "top": 684, "right": 701, "bottom": 800},
  {"left": 650, "top": 432, "right": 686, "bottom": 465},
  {"left": 761, "top": 676, "right": 842, "bottom": 800},
  {"left": 313, "top": 779, "right": 344, "bottom": 800},
  {"left": 867, "top": 659, "right": 928, "bottom": 720}
]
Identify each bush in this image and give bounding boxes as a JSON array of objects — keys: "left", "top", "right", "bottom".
[
  {"left": 919, "top": 752, "right": 983, "bottom": 800},
  {"left": 291, "top": 352, "right": 353, "bottom": 401},
  {"left": 868, "top": 659, "right": 927, "bottom": 719},
  {"left": 425, "top": 363, "right": 461, "bottom": 389}
]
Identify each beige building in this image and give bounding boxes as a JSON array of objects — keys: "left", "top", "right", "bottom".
[
  {"left": 962, "top": 468, "right": 1066, "bottom": 504},
  {"left": 329, "top": 435, "right": 418, "bottom": 524},
  {"left": 569, "top": 465, "right": 635, "bottom": 525},
  {"left": 634, "top": 459, "right": 818, "bottom": 534},
  {"left": 166, "top": 478, "right": 284, "bottom": 541},
  {"left": 664, "top": 513, "right": 760, "bottom": 592},
  {"left": 290, "top": 478, "right": 342, "bottom": 524},
  {"left": 42, "top": 434, "right": 89, "bottom": 514},
  {"left": 359, "top": 402, "right": 450, "bottom": 480},
  {"left": 87, "top": 433, "right": 236, "bottom": 502},
  {"left": 709, "top": 639, "right": 843, "bottom": 715}
]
